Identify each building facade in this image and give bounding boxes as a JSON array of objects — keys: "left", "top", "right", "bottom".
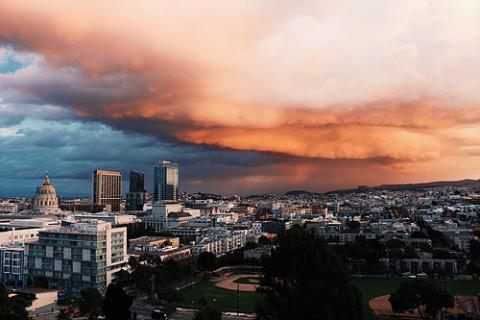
[
  {"left": 31, "top": 173, "right": 60, "bottom": 215},
  {"left": 129, "top": 170, "right": 145, "bottom": 193},
  {"left": 194, "top": 228, "right": 248, "bottom": 257},
  {"left": 0, "top": 201, "right": 18, "bottom": 214},
  {"left": 154, "top": 161, "right": 179, "bottom": 202},
  {"left": 127, "top": 170, "right": 147, "bottom": 211},
  {"left": 25, "top": 220, "right": 127, "bottom": 294},
  {"left": 126, "top": 192, "right": 148, "bottom": 211},
  {"left": 92, "top": 170, "right": 122, "bottom": 212},
  {"left": 0, "top": 243, "right": 26, "bottom": 288}
]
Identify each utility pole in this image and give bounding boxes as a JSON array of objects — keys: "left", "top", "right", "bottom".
[
  {"left": 151, "top": 275, "right": 156, "bottom": 300},
  {"left": 237, "top": 282, "right": 240, "bottom": 317}
]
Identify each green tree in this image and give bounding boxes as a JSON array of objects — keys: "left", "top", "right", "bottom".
[
  {"left": 0, "top": 282, "right": 29, "bottom": 320},
  {"left": 103, "top": 283, "right": 133, "bottom": 320},
  {"left": 128, "top": 256, "right": 139, "bottom": 271},
  {"left": 389, "top": 279, "right": 454, "bottom": 319},
  {"left": 193, "top": 297, "right": 221, "bottom": 320},
  {"left": 79, "top": 287, "right": 103, "bottom": 320},
  {"left": 197, "top": 252, "right": 216, "bottom": 272},
  {"left": 114, "top": 269, "right": 131, "bottom": 287},
  {"left": 256, "top": 226, "right": 363, "bottom": 320}
]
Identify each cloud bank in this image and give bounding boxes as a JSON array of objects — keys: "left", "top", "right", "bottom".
[{"left": 1, "top": 0, "right": 480, "bottom": 193}]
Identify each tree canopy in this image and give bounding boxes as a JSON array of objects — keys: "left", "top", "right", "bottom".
[
  {"left": 256, "top": 226, "right": 363, "bottom": 320},
  {"left": 389, "top": 279, "right": 454, "bottom": 320},
  {"left": 103, "top": 283, "right": 133, "bottom": 320},
  {"left": 197, "top": 251, "right": 216, "bottom": 272},
  {"left": 79, "top": 287, "right": 103, "bottom": 320},
  {"left": 193, "top": 297, "right": 222, "bottom": 320},
  {"left": 0, "top": 282, "right": 29, "bottom": 320}
]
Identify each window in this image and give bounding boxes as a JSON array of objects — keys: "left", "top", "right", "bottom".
[
  {"left": 72, "top": 261, "right": 81, "bottom": 273},
  {"left": 54, "top": 259, "right": 62, "bottom": 271},
  {"left": 82, "top": 249, "right": 91, "bottom": 261},
  {"left": 63, "top": 247, "right": 71, "bottom": 259},
  {"left": 34, "top": 257, "right": 42, "bottom": 269},
  {"left": 46, "top": 246, "right": 53, "bottom": 258}
]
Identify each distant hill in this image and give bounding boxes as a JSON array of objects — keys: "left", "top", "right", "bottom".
[
  {"left": 327, "top": 179, "right": 480, "bottom": 194},
  {"left": 281, "top": 178, "right": 480, "bottom": 196},
  {"left": 285, "top": 190, "right": 313, "bottom": 196},
  {"left": 376, "top": 179, "right": 480, "bottom": 191}
]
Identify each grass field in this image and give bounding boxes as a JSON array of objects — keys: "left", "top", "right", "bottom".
[
  {"left": 178, "top": 279, "right": 262, "bottom": 313},
  {"left": 178, "top": 277, "right": 479, "bottom": 317},
  {"left": 352, "top": 277, "right": 480, "bottom": 320},
  {"left": 234, "top": 276, "right": 260, "bottom": 284}
]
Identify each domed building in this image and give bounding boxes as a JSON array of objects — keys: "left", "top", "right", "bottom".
[{"left": 32, "top": 173, "right": 60, "bottom": 215}]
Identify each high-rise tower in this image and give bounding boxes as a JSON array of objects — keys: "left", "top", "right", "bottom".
[
  {"left": 92, "top": 170, "right": 122, "bottom": 212},
  {"left": 154, "top": 161, "right": 179, "bottom": 202},
  {"left": 129, "top": 170, "right": 145, "bottom": 193}
]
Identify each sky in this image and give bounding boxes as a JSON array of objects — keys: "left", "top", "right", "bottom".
[{"left": 1, "top": 0, "right": 480, "bottom": 197}]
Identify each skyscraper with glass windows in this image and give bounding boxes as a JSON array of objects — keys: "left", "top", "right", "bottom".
[
  {"left": 154, "top": 161, "right": 179, "bottom": 202},
  {"left": 126, "top": 170, "right": 147, "bottom": 211},
  {"left": 129, "top": 170, "right": 145, "bottom": 193}
]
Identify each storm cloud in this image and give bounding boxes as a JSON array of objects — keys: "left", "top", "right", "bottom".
[{"left": 1, "top": 0, "right": 480, "bottom": 194}]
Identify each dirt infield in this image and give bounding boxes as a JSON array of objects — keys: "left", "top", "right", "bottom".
[
  {"left": 213, "top": 274, "right": 261, "bottom": 292},
  {"left": 369, "top": 295, "right": 480, "bottom": 318}
]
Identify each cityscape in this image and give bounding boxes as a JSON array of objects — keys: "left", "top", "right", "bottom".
[{"left": 1, "top": 1, "right": 480, "bottom": 320}]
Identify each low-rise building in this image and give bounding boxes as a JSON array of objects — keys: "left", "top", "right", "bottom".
[
  {"left": 25, "top": 220, "right": 127, "bottom": 294},
  {"left": 194, "top": 228, "right": 248, "bottom": 257},
  {"left": 0, "top": 243, "right": 26, "bottom": 288}
]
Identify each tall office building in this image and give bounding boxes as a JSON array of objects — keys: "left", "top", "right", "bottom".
[
  {"left": 154, "top": 161, "right": 179, "bottom": 202},
  {"left": 25, "top": 220, "right": 127, "bottom": 293},
  {"left": 92, "top": 170, "right": 122, "bottom": 212},
  {"left": 126, "top": 170, "right": 147, "bottom": 211},
  {"left": 129, "top": 170, "right": 145, "bottom": 193}
]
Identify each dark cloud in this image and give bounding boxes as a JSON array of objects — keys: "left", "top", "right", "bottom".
[{"left": 1, "top": 1, "right": 480, "bottom": 196}]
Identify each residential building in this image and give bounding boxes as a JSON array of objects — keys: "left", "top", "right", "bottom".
[
  {"left": 194, "top": 228, "right": 248, "bottom": 257},
  {"left": 143, "top": 202, "right": 195, "bottom": 231},
  {"left": 0, "top": 201, "right": 18, "bottom": 214},
  {"left": 0, "top": 243, "right": 26, "bottom": 288},
  {"left": 25, "top": 220, "right": 127, "bottom": 294},
  {"left": 0, "top": 228, "right": 41, "bottom": 246},
  {"left": 128, "top": 236, "right": 191, "bottom": 262}
]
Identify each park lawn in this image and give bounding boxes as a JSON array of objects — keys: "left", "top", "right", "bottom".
[
  {"left": 234, "top": 276, "right": 260, "bottom": 284},
  {"left": 178, "top": 279, "right": 262, "bottom": 313},
  {"left": 179, "top": 277, "right": 478, "bottom": 317},
  {"left": 352, "top": 277, "right": 480, "bottom": 320}
]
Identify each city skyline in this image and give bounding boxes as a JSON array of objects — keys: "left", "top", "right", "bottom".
[{"left": 1, "top": 1, "right": 480, "bottom": 196}]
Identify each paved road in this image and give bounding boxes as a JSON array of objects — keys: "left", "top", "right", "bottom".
[
  {"left": 133, "top": 306, "right": 254, "bottom": 320},
  {"left": 169, "top": 309, "right": 255, "bottom": 320}
]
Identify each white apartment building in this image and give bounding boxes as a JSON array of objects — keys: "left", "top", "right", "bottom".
[
  {"left": 25, "top": 220, "right": 127, "bottom": 294},
  {"left": 194, "top": 228, "right": 248, "bottom": 257}
]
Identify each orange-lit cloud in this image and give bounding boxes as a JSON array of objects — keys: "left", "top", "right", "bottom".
[{"left": 1, "top": 0, "right": 480, "bottom": 190}]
